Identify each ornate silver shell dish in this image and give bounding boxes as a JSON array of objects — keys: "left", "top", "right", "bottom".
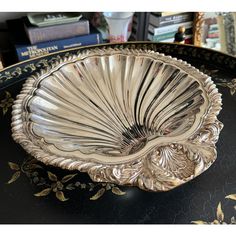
[{"left": 11, "top": 48, "right": 223, "bottom": 191}]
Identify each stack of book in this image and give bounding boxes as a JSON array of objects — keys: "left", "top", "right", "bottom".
[
  {"left": 147, "top": 12, "right": 194, "bottom": 43},
  {"left": 7, "top": 13, "right": 103, "bottom": 61},
  {"left": 202, "top": 15, "right": 221, "bottom": 50}
]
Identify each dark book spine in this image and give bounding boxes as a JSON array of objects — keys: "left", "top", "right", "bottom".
[
  {"left": 149, "top": 12, "right": 193, "bottom": 28},
  {"left": 15, "top": 33, "right": 102, "bottom": 61},
  {"left": 25, "top": 20, "right": 90, "bottom": 44}
]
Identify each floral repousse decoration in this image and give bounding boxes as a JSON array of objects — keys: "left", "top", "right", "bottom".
[{"left": 11, "top": 48, "right": 223, "bottom": 192}]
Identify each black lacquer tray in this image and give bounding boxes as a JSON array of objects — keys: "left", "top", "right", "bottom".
[{"left": 0, "top": 42, "right": 236, "bottom": 224}]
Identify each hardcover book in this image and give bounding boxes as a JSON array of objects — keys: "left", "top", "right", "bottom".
[
  {"left": 153, "top": 33, "right": 193, "bottom": 42},
  {"left": 147, "top": 33, "right": 193, "bottom": 43},
  {"left": 147, "top": 29, "right": 193, "bottom": 42},
  {"left": 24, "top": 17, "right": 90, "bottom": 44},
  {"left": 15, "top": 33, "right": 102, "bottom": 61},
  {"left": 149, "top": 12, "right": 194, "bottom": 28},
  {"left": 153, "top": 21, "right": 193, "bottom": 35},
  {"left": 7, "top": 18, "right": 102, "bottom": 62},
  {"left": 148, "top": 23, "right": 192, "bottom": 35}
]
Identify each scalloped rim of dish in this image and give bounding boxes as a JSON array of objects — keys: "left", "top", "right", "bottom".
[{"left": 11, "top": 47, "right": 223, "bottom": 191}]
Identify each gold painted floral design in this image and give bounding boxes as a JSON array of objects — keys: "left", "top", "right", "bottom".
[
  {"left": 7, "top": 156, "right": 126, "bottom": 201},
  {"left": 192, "top": 195, "right": 236, "bottom": 224},
  {"left": 1, "top": 44, "right": 235, "bottom": 217},
  {"left": 1, "top": 43, "right": 236, "bottom": 86},
  {"left": 199, "top": 65, "right": 219, "bottom": 77},
  {"left": 216, "top": 78, "right": 236, "bottom": 96},
  {"left": 199, "top": 65, "right": 236, "bottom": 96},
  {"left": 0, "top": 91, "right": 14, "bottom": 115}
]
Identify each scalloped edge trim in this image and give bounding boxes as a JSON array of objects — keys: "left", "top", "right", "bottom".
[{"left": 11, "top": 47, "right": 223, "bottom": 191}]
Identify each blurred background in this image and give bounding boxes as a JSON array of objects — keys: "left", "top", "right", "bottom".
[{"left": 0, "top": 12, "right": 235, "bottom": 70}]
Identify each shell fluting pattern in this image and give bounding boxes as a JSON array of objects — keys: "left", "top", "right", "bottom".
[{"left": 11, "top": 48, "right": 223, "bottom": 191}]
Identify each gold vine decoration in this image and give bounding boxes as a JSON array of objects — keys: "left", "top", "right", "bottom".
[{"left": 7, "top": 156, "right": 126, "bottom": 202}]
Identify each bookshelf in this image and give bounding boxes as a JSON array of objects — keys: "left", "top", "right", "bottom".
[
  {"left": 130, "top": 12, "right": 195, "bottom": 44},
  {"left": 0, "top": 12, "right": 235, "bottom": 69},
  {"left": 129, "top": 12, "right": 148, "bottom": 41},
  {"left": 129, "top": 12, "right": 236, "bottom": 56}
]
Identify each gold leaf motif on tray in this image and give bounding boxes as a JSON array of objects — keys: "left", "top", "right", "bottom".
[
  {"left": 55, "top": 191, "right": 68, "bottom": 201},
  {"left": 8, "top": 162, "right": 20, "bottom": 171},
  {"left": 191, "top": 220, "right": 207, "bottom": 224},
  {"left": 65, "top": 183, "right": 75, "bottom": 190},
  {"left": 25, "top": 164, "right": 43, "bottom": 170},
  {"left": 90, "top": 188, "right": 106, "bottom": 200},
  {"left": 47, "top": 171, "right": 57, "bottom": 182},
  {"left": 34, "top": 188, "right": 52, "bottom": 197},
  {"left": 7, "top": 171, "right": 21, "bottom": 184},
  {"left": 111, "top": 187, "right": 126, "bottom": 196},
  {"left": 61, "top": 174, "right": 77, "bottom": 183},
  {"left": 216, "top": 202, "right": 224, "bottom": 222},
  {"left": 0, "top": 91, "right": 14, "bottom": 115},
  {"left": 230, "top": 88, "right": 235, "bottom": 95},
  {"left": 225, "top": 194, "right": 236, "bottom": 201}
]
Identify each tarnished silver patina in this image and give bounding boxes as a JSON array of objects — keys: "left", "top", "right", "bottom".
[{"left": 11, "top": 48, "right": 223, "bottom": 191}]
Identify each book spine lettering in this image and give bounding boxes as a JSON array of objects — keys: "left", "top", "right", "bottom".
[{"left": 16, "top": 33, "right": 101, "bottom": 61}]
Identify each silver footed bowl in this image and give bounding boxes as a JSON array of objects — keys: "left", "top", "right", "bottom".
[{"left": 11, "top": 48, "right": 223, "bottom": 191}]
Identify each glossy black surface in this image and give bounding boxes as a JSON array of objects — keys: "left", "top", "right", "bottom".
[{"left": 0, "top": 43, "right": 236, "bottom": 224}]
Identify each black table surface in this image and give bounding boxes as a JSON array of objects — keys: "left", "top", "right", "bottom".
[{"left": 0, "top": 42, "right": 236, "bottom": 224}]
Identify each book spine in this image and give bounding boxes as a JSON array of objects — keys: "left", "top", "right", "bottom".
[
  {"left": 147, "top": 27, "right": 192, "bottom": 41},
  {"left": 216, "top": 15, "right": 227, "bottom": 52},
  {"left": 148, "top": 24, "right": 155, "bottom": 34},
  {"left": 26, "top": 20, "right": 90, "bottom": 44},
  {"left": 154, "top": 21, "right": 193, "bottom": 35},
  {"left": 153, "top": 29, "right": 193, "bottom": 42},
  {"left": 149, "top": 12, "right": 193, "bottom": 28},
  {"left": 147, "top": 33, "right": 153, "bottom": 41},
  {"left": 153, "top": 34, "right": 193, "bottom": 43},
  {"left": 148, "top": 33, "right": 192, "bottom": 42},
  {"left": 153, "top": 33, "right": 176, "bottom": 42},
  {"left": 208, "top": 33, "right": 219, "bottom": 38},
  {"left": 15, "top": 33, "right": 102, "bottom": 61},
  {"left": 148, "top": 22, "right": 192, "bottom": 35}
]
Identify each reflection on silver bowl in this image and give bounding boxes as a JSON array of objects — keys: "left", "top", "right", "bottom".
[{"left": 11, "top": 48, "right": 223, "bottom": 191}]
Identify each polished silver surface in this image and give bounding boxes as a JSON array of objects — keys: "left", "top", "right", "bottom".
[{"left": 11, "top": 48, "right": 223, "bottom": 191}]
